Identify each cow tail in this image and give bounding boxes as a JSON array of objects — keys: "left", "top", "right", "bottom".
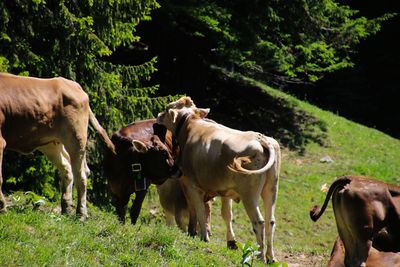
[
  {"left": 309, "top": 176, "right": 352, "bottom": 222},
  {"left": 88, "top": 107, "right": 116, "bottom": 155},
  {"left": 227, "top": 134, "right": 275, "bottom": 175}
]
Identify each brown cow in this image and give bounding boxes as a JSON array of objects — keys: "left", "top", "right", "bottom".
[
  {"left": 0, "top": 72, "right": 115, "bottom": 219},
  {"left": 310, "top": 176, "right": 400, "bottom": 267},
  {"left": 157, "top": 103, "right": 281, "bottom": 262},
  {"left": 104, "top": 119, "right": 181, "bottom": 224},
  {"left": 327, "top": 237, "right": 400, "bottom": 267}
]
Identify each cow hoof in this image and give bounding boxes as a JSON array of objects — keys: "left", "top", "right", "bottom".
[
  {"left": 188, "top": 231, "right": 197, "bottom": 237},
  {"left": 227, "top": 240, "right": 238, "bottom": 250}
]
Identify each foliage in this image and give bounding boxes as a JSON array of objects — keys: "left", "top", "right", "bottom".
[
  {"left": 0, "top": 0, "right": 178, "bottom": 204},
  {"left": 237, "top": 240, "right": 261, "bottom": 266},
  {"left": 154, "top": 0, "right": 393, "bottom": 84}
]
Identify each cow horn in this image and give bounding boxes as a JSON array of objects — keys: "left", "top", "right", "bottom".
[{"left": 132, "top": 140, "right": 148, "bottom": 153}]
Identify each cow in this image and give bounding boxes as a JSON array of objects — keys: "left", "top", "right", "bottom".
[
  {"left": 103, "top": 119, "right": 182, "bottom": 224},
  {"left": 156, "top": 176, "right": 213, "bottom": 237},
  {"left": 310, "top": 176, "right": 400, "bottom": 267},
  {"left": 327, "top": 237, "right": 400, "bottom": 267},
  {"left": 156, "top": 103, "right": 281, "bottom": 262},
  {"left": 0, "top": 72, "right": 115, "bottom": 219}
]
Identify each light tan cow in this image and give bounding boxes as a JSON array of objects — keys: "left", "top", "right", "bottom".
[
  {"left": 0, "top": 72, "right": 115, "bottom": 219},
  {"left": 157, "top": 105, "right": 281, "bottom": 262}
]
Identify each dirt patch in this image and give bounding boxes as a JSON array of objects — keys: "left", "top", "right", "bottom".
[{"left": 277, "top": 251, "right": 326, "bottom": 267}]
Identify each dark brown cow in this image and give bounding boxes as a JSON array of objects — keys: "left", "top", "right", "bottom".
[
  {"left": 0, "top": 72, "right": 115, "bottom": 219},
  {"left": 327, "top": 237, "right": 400, "bottom": 267},
  {"left": 104, "top": 119, "right": 181, "bottom": 224},
  {"left": 310, "top": 176, "right": 400, "bottom": 267}
]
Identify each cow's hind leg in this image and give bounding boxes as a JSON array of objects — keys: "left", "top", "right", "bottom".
[
  {"left": 261, "top": 171, "right": 279, "bottom": 262},
  {"left": 221, "top": 197, "right": 237, "bottom": 249},
  {"left": 130, "top": 190, "right": 147, "bottom": 224},
  {"left": 0, "top": 136, "right": 7, "bottom": 212},
  {"left": 38, "top": 142, "right": 74, "bottom": 215},
  {"left": 63, "top": 141, "right": 88, "bottom": 219},
  {"left": 241, "top": 195, "right": 266, "bottom": 262}
]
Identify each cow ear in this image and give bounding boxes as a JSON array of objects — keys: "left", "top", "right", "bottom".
[
  {"left": 196, "top": 108, "right": 210, "bottom": 118},
  {"left": 169, "top": 109, "right": 178, "bottom": 123},
  {"left": 132, "top": 140, "right": 148, "bottom": 153}
]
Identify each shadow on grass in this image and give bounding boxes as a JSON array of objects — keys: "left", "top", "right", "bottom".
[{"left": 183, "top": 67, "right": 327, "bottom": 153}]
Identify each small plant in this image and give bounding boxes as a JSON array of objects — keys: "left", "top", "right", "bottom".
[
  {"left": 267, "top": 258, "right": 289, "bottom": 267},
  {"left": 237, "top": 241, "right": 261, "bottom": 267},
  {"left": 237, "top": 240, "right": 288, "bottom": 267}
]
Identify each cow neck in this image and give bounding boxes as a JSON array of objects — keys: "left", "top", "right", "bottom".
[{"left": 174, "top": 113, "right": 190, "bottom": 140}]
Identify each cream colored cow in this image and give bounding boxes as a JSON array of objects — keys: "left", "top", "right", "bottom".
[
  {"left": 157, "top": 104, "right": 281, "bottom": 262},
  {"left": 0, "top": 72, "right": 115, "bottom": 219}
]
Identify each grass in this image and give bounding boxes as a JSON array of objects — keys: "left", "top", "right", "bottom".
[{"left": 1, "top": 79, "right": 399, "bottom": 266}]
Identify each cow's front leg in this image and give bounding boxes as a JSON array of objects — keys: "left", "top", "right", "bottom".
[
  {"left": 130, "top": 190, "right": 148, "bottom": 224},
  {"left": 186, "top": 183, "right": 209, "bottom": 242},
  {"left": 221, "top": 197, "right": 237, "bottom": 249},
  {"left": 179, "top": 177, "right": 197, "bottom": 237},
  {"left": 111, "top": 194, "right": 129, "bottom": 223}
]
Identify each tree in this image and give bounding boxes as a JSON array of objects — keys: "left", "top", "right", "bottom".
[
  {"left": 149, "top": 0, "right": 393, "bottom": 85},
  {"left": 0, "top": 0, "right": 174, "bottom": 204}
]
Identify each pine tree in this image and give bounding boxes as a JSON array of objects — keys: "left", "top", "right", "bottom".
[{"left": 0, "top": 0, "right": 174, "bottom": 204}]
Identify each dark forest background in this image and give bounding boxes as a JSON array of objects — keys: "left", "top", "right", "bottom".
[
  {"left": 128, "top": 0, "right": 400, "bottom": 139},
  {"left": 293, "top": 0, "right": 400, "bottom": 139},
  {"left": 0, "top": 0, "right": 398, "bottom": 205}
]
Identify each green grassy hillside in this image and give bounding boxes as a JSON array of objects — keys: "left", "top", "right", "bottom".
[{"left": 1, "top": 80, "right": 399, "bottom": 266}]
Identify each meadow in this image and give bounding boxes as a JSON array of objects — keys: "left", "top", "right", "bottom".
[{"left": 1, "top": 80, "right": 399, "bottom": 266}]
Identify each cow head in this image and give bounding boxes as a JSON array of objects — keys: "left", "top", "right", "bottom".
[
  {"left": 157, "top": 107, "right": 209, "bottom": 136},
  {"left": 166, "top": 96, "right": 196, "bottom": 110},
  {"left": 131, "top": 135, "right": 181, "bottom": 184}
]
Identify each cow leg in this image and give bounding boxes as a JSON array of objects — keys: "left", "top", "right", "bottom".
[
  {"left": 129, "top": 190, "right": 148, "bottom": 224},
  {"left": 38, "top": 143, "right": 74, "bottom": 215},
  {"left": 73, "top": 152, "right": 88, "bottom": 219},
  {"left": 63, "top": 140, "right": 88, "bottom": 219},
  {"left": 174, "top": 205, "right": 187, "bottom": 232},
  {"left": 187, "top": 204, "right": 198, "bottom": 237},
  {"left": 179, "top": 177, "right": 197, "bottom": 237},
  {"left": 241, "top": 195, "right": 266, "bottom": 262},
  {"left": 186, "top": 183, "right": 209, "bottom": 242},
  {"left": 205, "top": 199, "right": 212, "bottom": 236},
  {"left": 112, "top": 195, "right": 129, "bottom": 224},
  {"left": 261, "top": 171, "right": 279, "bottom": 262},
  {"left": 164, "top": 210, "right": 175, "bottom": 227},
  {"left": 221, "top": 197, "right": 237, "bottom": 249},
  {"left": 0, "top": 136, "right": 6, "bottom": 212}
]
